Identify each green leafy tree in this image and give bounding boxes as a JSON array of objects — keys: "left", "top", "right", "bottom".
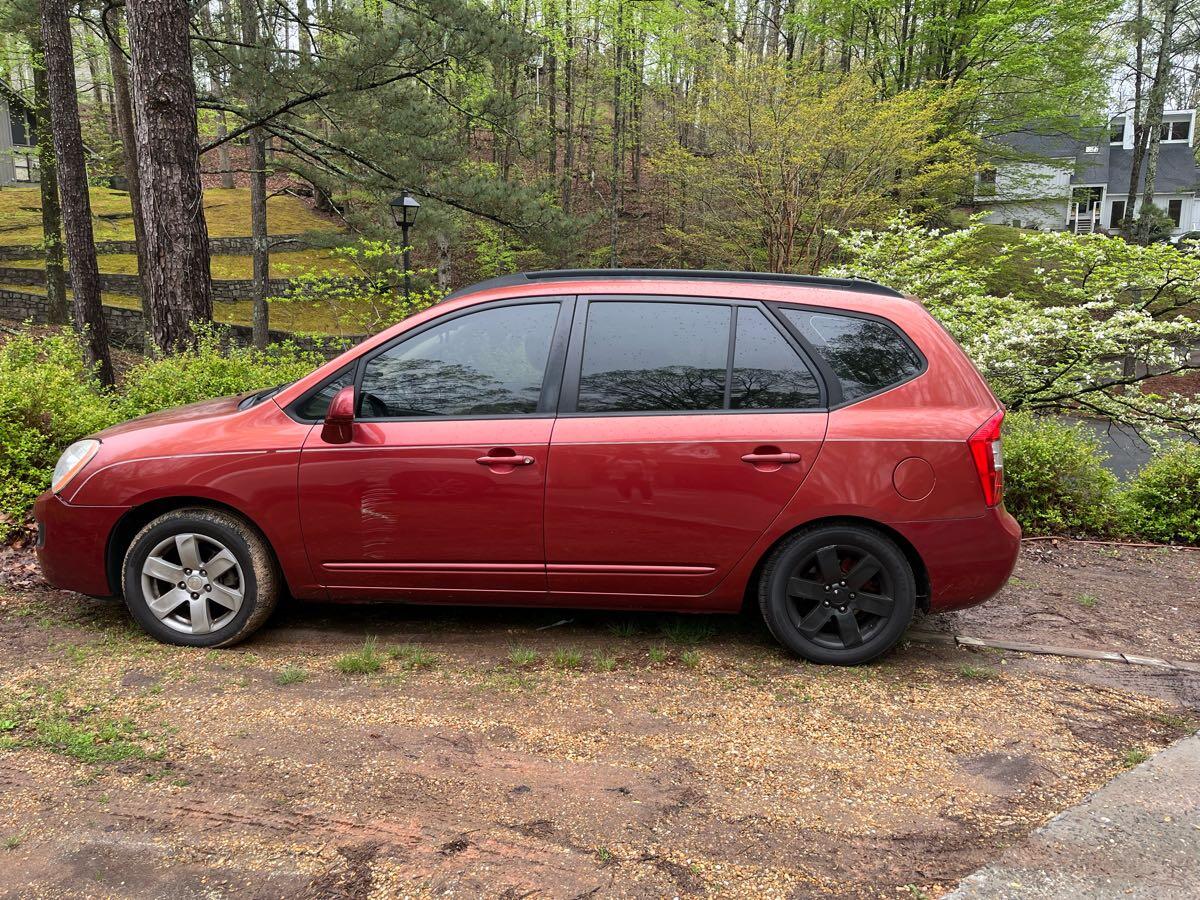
[
  {"left": 652, "top": 60, "right": 974, "bottom": 273},
  {"left": 826, "top": 217, "right": 1200, "bottom": 436}
]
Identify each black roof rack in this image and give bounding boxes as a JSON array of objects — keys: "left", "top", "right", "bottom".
[{"left": 443, "top": 268, "right": 903, "bottom": 301}]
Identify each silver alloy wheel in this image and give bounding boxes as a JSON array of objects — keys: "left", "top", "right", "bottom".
[{"left": 139, "top": 533, "right": 245, "bottom": 635}]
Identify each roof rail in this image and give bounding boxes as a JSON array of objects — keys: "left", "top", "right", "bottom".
[{"left": 442, "top": 268, "right": 903, "bottom": 301}]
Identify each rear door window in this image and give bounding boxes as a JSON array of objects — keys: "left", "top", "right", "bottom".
[
  {"left": 730, "top": 308, "right": 821, "bottom": 409},
  {"left": 577, "top": 301, "right": 730, "bottom": 412},
  {"left": 778, "top": 308, "right": 922, "bottom": 402}
]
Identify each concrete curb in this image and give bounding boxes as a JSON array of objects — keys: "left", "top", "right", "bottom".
[
  {"left": 906, "top": 630, "right": 1200, "bottom": 674},
  {"left": 945, "top": 732, "right": 1200, "bottom": 898}
]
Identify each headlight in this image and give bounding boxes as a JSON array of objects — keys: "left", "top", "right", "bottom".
[{"left": 52, "top": 440, "right": 100, "bottom": 494}]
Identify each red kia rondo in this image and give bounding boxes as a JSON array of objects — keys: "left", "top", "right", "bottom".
[{"left": 35, "top": 270, "right": 1019, "bottom": 664}]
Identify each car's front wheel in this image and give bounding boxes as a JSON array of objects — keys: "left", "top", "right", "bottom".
[
  {"left": 121, "top": 508, "right": 279, "bottom": 647},
  {"left": 758, "top": 524, "right": 916, "bottom": 665}
]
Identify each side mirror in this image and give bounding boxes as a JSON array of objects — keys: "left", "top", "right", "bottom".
[{"left": 321, "top": 385, "right": 356, "bottom": 444}]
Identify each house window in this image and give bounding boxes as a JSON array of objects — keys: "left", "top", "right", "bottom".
[
  {"left": 8, "top": 106, "right": 34, "bottom": 147},
  {"left": 1109, "top": 118, "right": 1125, "bottom": 144},
  {"left": 1110, "top": 200, "right": 1126, "bottom": 229},
  {"left": 1167, "top": 199, "right": 1183, "bottom": 227},
  {"left": 1160, "top": 120, "right": 1191, "bottom": 142},
  {"left": 11, "top": 153, "right": 37, "bottom": 182},
  {"left": 979, "top": 168, "right": 996, "bottom": 185}
]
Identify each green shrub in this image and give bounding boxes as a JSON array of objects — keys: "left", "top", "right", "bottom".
[
  {"left": 1002, "top": 412, "right": 1117, "bottom": 535},
  {"left": 0, "top": 330, "right": 117, "bottom": 538},
  {"left": 1117, "top": 442, "right": 1200, "bottom": 544},
  {"left": 117, "top": 325, "right": 324, "bottom": 419},
  {"left": 0, "top": 324, "right": 324, "bottom": 539}
]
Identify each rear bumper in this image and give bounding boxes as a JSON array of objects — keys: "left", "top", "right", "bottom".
[
  {"left": 899, "top": 506, "right": 1021, "bottom": 612},
  {"left": 33, "top": 492, "right": 127, "bottom": 597}
]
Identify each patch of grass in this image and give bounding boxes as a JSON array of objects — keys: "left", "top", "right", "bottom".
[
  {"left": 680, "top": 649, "right": 702, "bottom": 669},
  {"left": 389, "top": 644, "right": 438, "bottom": 669},
  {"left": 593, "top": 652, "right": 617, "bottom": 672},
  {"left": 648, "top": 646, "right": 670, "bottom": 664},
  {"left": 1077, "top": 594, "right": 1099, "bottom": 608},
  {"left": 3, "top": 833, "right": 22, "bottom": 850},
  {"left": 34, "top": 716, "right": 145, "bottom": 763},
  {"left": 478, "top": 671, "right": 536, "bottom": 692},
  {"left": 0, "top": 280, "right": 362, "bottom": 337},
  {"left": 508, "top": 646, "right": 539, "bottom": 667},
  {"left": 275, "top": 666, "right": 309, "bottom": 685},
  {"left": 0, "top": 186, "right": 341, "bottom": 246},
  {"left": 1149, "top": 711, "right": 1196, "bottom": 731},
  {"left": 660, "top": 618, "right": 718, "bottom": 645},
  {"left": 606, "top": 620, "right": 639, "bottom": 638},
  {"left": 551, "top": 648, "right": 583, "bottom": 670},
  {"left": 335, "top": 638, "right": 384, "bottom": 675},
  {"left": 958, "top": 664, "right": 999, "bottom": 680},
  {"left": 1121, "top": 747, "right": 1150, "bottom": 768},
  {"left": 596, "top": 846, "right": 613, "bottom": 863}
]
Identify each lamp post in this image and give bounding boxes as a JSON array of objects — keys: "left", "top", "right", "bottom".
[{"left": 389, "top": 191, "right": 421, "bottom": 300}]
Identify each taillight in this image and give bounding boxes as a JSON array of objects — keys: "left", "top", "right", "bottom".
[{"left": 967, "top": 409, "right": 1005, "bottom": 507}]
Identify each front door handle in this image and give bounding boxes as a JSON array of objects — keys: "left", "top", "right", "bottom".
[
  {"left": 741, "top": 451, "right": 801, "bottom": 465},
  {"left": 477, "top": 452, "right": 535, "bottom": 467}
]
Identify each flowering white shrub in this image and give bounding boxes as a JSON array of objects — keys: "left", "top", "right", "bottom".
[{"left": 825, "top": 218, "right": 1200, "bottom": 436}]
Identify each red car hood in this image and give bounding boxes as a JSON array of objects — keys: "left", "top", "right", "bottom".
[{"left": 96, "top": 394, "right": 248, "bottom": 439}]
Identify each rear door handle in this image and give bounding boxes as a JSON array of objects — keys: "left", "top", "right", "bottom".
[
  {"left": 741, "top": 452, "right": 801, "bottom": 465},
  {"left": 477, "top": 452, "right": 535, "bottom": 467}
]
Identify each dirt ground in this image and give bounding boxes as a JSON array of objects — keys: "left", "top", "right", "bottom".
[{"left": 1, "top": 542, "right": 1197, "bottom": 899}]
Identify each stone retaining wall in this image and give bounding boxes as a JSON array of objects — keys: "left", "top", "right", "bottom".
[
  {"left": 0, "top": 266, "right": 295, "bottom": 302},
  {"left": 0, "top": 287, "right": 361, "bottom": 355},
  {"left": 0, "top": 234, "right": 310, "bottom": 262}
]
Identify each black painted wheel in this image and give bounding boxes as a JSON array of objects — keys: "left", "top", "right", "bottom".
[{"left": 758, "top": 525, "right": 915, "bottom": 665}]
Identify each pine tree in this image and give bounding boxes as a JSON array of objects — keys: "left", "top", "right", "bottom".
[
  {"left": 126, "top": 0, "right": 213, "bottom": 351},
  {"left": 38, "top": 0, "right": 114, "bottom": 385}
]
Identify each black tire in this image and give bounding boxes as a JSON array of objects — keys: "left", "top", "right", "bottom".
[
  {"left": 121, "top": 507, "right": 279, "bottom": 648},
  {"left": 758, "top": 524, "right": 916, "bottom": 665}
]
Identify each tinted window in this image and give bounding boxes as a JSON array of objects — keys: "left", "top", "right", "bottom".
[
  {"left": 296, "top": 368, "right": 352, "bottom": 419},
  {"left": 731, "top": 308, "right": 821, "bottom": 409},
  {"left": 360, "top": 303, "right": 559, "bottom": 417},
  {"left": 780, "top": 308, "right": 921, "bottom": 402},
  {"left": 9, "top": 106, "right": 27, "bottom": 146},
  {"left": 577, "top": 302, "right": 729, "bottom": 412}
]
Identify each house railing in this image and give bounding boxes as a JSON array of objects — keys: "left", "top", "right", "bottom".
[{"left": 1070, "top": 203, "right": 1101, "bottom": 234}]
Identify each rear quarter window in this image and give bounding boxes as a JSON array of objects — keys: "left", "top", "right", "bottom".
[{"left": 778, "top": 308, "right": 923, "bottom": 402}]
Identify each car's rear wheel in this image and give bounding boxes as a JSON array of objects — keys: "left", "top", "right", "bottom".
[
  {"left": 758, "top": 524, "right": 916, "bottom": 665},
  {"left": 121, "top": 508, "right": 279, "bottom": 647}
]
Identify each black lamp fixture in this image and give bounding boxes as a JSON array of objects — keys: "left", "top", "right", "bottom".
[
  {"left": 389, "top": 191, "right": 421, "bottom": 299},
  {"left": 389, "top": 191, "right": 421, "bottom": 230}
]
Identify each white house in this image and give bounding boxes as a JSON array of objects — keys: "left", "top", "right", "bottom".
[
  {"left": 0, "top": 81, "right": 38, "bottom": 186},
  {"left": 976, "top": 109, "right": 1200, "bottom": 238}
]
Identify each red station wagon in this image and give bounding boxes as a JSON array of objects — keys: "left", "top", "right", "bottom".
[{"left": 35, "top": 270, "right": 1020, "bottom": 664}]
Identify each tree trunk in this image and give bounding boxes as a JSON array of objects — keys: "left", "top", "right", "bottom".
[
  {"left": 30, "top": 30, "right": 68, "bottom": 326},
  {"left": 247, "top": 131, "right": 269, "bottom": 347},
  {"left": 39, "top": 0, "right": 114, "bottom": 386},
  {"left": 297, "top": 0, "right": 312, "bottom": 64},
  {"left": 240, "top": 0, "right": 270, "bottom": 348},
  {"left": 546, "top": 0, "right": 557, "bottom": 178},
  {"left": 1125, "top": 0, "right": 1146, "bottom": 219},
  {"left": 436, "top": 231, "right": 452, "bottom": 292},
  {"left": 609, "top": 0, "right": 623, "bottom": 267},
  {"left": 561, "top": 0, "right": 574, "bottom": 217},
  {"left": 105, "top": 6, "right": 153, "bottom": 342},
  {"left": 1134, "top": 0, "right": 1179, "bottom": 243},
  {"left": 126, "top": 0, "right": 213, "bottom": 352}
]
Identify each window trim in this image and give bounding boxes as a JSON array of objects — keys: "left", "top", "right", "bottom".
[
  {"left": 766, "top": 302, "right": 928, "bottom": 410},
  {"left": 558, "top": 294, "right": 828, "bottom": 417},
  {"left": 285, "top": 296, "right": 575, "bottom": 423},
  {"left": 287, "top": 364, "right": 354, "bottom": 422}
]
